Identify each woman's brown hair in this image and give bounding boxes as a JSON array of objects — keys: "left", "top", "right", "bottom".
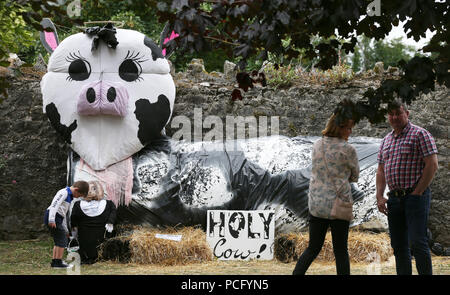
[{"left": 321, "top": 99, "right": 357, "bottom": 138}]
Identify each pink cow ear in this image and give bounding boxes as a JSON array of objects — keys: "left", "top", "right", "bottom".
[
  {"left": 40, "top": 18, "right": 59, "bottom": 53},
  {"left": 159, "top": 22, "right": 178, "bottom": 58}
]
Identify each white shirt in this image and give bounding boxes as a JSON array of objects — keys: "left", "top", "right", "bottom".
[{"left": 47, "top": 187, "right": 73, "bottom": 233}]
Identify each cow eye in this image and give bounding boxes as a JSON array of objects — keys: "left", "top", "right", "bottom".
[
  {"left": 119, "top": 51, "right": 146, "bottom": 82},
  {"left": 119, "top": 59, "right": 141, "bottom": 82},
  {"left": 66, "top": 51, "right": 91, "bottom": 81}
]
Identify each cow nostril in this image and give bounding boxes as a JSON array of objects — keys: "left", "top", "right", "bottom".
[
  {"left": 107, "top": 87, "right": 116, "bottom": 102},
  {"left": 86, "top": 87, "right": 96, "bottom": 103}
]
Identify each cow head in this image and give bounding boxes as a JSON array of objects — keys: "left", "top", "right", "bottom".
[{"left": 40, "top": 19, "right": 177, "bottom": 170}]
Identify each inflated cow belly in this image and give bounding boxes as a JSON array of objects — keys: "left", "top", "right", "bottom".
[{"left": 70, "top": 136, "right": 381, "bottom": 232}]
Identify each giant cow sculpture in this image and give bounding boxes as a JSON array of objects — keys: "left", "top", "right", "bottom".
[
  {"left": 40, "top": 20, "right": 384, "bottom": 233},
  {"left": 40, "top": 19, "right": 175, "bottom": 171}
]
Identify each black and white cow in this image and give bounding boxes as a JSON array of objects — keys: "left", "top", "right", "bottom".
[{"left": 41, "top": 19, "right": 175, "bottom": 170}]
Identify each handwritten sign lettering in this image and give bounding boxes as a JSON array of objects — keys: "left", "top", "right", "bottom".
[{"left": 206, "top": 210, "right": 275, "bottom": 260}]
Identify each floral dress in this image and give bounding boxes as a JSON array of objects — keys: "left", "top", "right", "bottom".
[{"left": 308, "top": 136, "right": 359, "bottom": 219}]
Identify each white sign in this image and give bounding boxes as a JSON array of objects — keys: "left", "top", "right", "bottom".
[{"left": 206, "top": 210, "right": 275, "bottom": 260}]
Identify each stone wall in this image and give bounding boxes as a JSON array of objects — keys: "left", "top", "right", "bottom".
[
  {"left": 0, "top": 65, "right": 448, "bottom": 245},
  {"left": 0, "top": 77, "right": 69, "bottom": 240}
]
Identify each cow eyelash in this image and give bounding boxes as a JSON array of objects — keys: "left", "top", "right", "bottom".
[
  {"left": 124, "top": 50, "right": 148, "bottom": 63},
  {"left": 123, "top": 51, "right": 148, "bottom": 82},
  {"left": 65, "top": 51, "right": 86, "bottom": 63},
  {"left": 65, "top": 51, "right": 91, "bottom": 82}
]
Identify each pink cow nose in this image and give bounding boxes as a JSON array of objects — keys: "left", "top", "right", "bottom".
[{"left": 77, "top": 80, "right": 129, "bottom": 117}]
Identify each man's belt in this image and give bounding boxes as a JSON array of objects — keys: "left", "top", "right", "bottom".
[{"left": 387, "top": 188, "right": 414, "bottom": 198}]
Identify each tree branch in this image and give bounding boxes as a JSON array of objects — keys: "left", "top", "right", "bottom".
[{"left": 204, "top": 35, "right": 240, "bottom": 46}]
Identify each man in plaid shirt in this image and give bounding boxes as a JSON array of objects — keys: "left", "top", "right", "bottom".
[{"left": 376, "top": 100, "right": 439, "bottom": 275}]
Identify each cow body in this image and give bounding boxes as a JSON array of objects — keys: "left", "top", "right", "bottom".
[{"left": 69, "top": 135, "right": 383, "bottom": 232}]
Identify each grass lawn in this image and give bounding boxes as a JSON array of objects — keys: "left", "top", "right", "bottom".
[{"left": 1, "top": 238, "right": 449, "bottom": 275}]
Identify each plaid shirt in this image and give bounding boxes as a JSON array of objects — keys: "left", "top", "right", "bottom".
[{"left": 377, "top": 121, "right": 438, "bottom": 190}]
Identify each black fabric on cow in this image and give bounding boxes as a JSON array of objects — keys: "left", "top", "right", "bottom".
[
  {"left": 117, "top": 142, "right": 312, "bottom": 228},
  {"left": 84, "top": 23, "right": 119, "bottom": 51},
  {"left": 45, "top": 102, "right": 77, "bottom": 144},
  {"left": 134, "top": 95, "right": 171, "bottom": 145},
  {"left": 143, "top": 36, "right": 165, "bottom": 61}
]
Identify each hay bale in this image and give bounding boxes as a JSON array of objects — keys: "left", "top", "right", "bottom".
[
  {"left": 275, "top": 230, "right": 393, "bottom": 263},
  {"left": 274, "top": 233, "right": 301, "bottom": 263},
  {"left": 129, "top": 226, "right": 214, "bottom": 265},
  {"left": 98, "top": 236, "right": 131, "bottom": 263},
  {"left": 347, "top": 231, "right": 393, "bottom": 262},
  {"left": 99, "top": 225, "right": 214, "bottom": 265},
  {"left": 98, "top": 224, "right": 135, "bottom": 262}
]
